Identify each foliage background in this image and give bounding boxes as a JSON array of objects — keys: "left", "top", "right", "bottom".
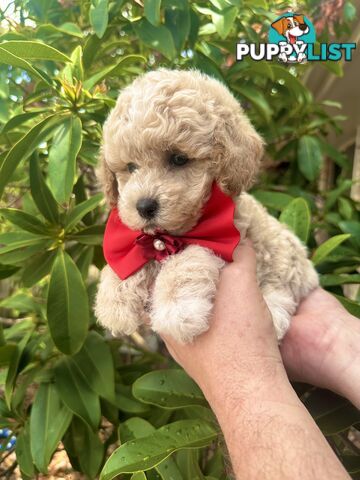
[{"left": 0, "top": 0, "right": 359, "bottom": 478}]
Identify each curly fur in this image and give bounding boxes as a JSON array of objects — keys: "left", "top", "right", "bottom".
[{"left": 95, "top": 69, "right": 318, "bottom": 343}]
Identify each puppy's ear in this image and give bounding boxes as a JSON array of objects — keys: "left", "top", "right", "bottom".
[
  {"left": 271, "top": 17, "right": 287, "bottom": 35},
  {"left": 214, "top": 106, "right": 264, "bottom": 195},
  {"left": 97, "top": 148, "right": 118, "bottom": 207}
]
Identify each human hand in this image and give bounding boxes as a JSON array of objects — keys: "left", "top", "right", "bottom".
[
  {"left": 161, "top": 240, "right": 290, "bottom": 409},
  {"left": 160, "top": 242, "right": 351, "bottom": 479},
  {"left": 280, "top": 287, "right": 360, "bottom": 408}
]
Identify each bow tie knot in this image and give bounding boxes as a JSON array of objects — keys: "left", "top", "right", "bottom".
[{"left": 135, "top": 232, "right": 185, "bottom": 261}]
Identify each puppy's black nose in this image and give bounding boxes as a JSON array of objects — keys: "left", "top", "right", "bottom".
[
  {"left": 136, "top": 198, "right": 159, "bottom": 219},
  {"left": 299, "top": 23, "right": 307, "bottom": 31}
]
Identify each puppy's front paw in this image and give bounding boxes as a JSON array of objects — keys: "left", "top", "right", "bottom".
[
  {"left": 95, "top": 294, "right": 142, "bottom": 336},
  {"left": 263, "top": 289, "right": 295, "bottom": 341},
  {"left": 151, "top": 295, "right": 213, "bottom": 343},
  {"left": 95, "top": 265, "right": 143, "bottom": 336}
]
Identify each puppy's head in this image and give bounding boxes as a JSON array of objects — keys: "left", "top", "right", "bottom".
[
  {"left": 271, "top": 14, "right": 309, "bottom": 38},
  {"left": 99, "top": 69, "right": 263, "bottom": 235}
]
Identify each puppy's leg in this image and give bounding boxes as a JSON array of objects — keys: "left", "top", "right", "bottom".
[
  {"left": 150, "top": 245, "right": 224, "bottom": 343},
  {"left": 95, "top": 264, "right": 152, "bottom": 336},
  {"left": 262, "top": 287, "right": 297, "bottom": 341}
]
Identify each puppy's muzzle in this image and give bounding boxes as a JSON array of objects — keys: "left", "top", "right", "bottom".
[{"left": 136, "top": 197, "right": 159, "bottom": 219}]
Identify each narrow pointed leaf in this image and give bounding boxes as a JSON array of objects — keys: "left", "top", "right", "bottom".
[
  {"left": 65, "top": 193, "right": 104, "bottom": 231},
  {"left": 47, "top": 249, "right": 89, "bottom": 355},
  {"left": 0, "top": 208, "right": 48, "bottom": 234},
  {"left": 0, "top": 41, "right": 70, "bottom": 62},
  {"left": 29, "top": 155, "right": 60, "bottom": 224},
  {"left": 0, "top": 45, "right": 51, "bottom": 85},
  {"left": 48, "top": 116, "right": 82, "bottom": 203},
  {"left": 71, "top": 331, "right": 115, "bottom": 401},
  {"left": 55, "top": 358, "right": 101, "bottom": 430},
  {"left": 312, "top": 234, "right": 351, "bottom": 265},
  {"left": 0, "top": 114, "right": 58, "bottom": 199},
  {"left": 30, "top": 383, "right": 72, "bottom": 473}
]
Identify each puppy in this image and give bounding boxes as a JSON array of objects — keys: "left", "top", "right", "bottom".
[
  {"left": 95, "top": 69, "right": 318, "bottom": 343},
  {"left": 271, "top": 14, "right": 309, "bottom": 45}
]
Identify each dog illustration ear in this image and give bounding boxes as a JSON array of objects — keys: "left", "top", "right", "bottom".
[
  {"left": 97, "top": 148, "right": 118, "bottom": 207},
  {"left": 294, "top": 14, "right": 305, "bottom": 24},
  {"left": 271, "top": 17, "right": 287, "bottom": 35},
  {"left": 214, "top": 106, "right": 264, "bottom": 195}
]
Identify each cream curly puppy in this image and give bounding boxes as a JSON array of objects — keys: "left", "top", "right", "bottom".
[{"left": 95, "top": 69, "right": 318, "bottom": 343}]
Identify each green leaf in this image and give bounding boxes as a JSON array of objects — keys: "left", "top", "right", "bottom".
[
  {"left": 29, "top": 155, "right": 60, "bottom": 224},
  {"left": 30, "top": 383, "right": 72, "bottom": 473},
  {"left": 133, "top": 370, "right": 207, "bottom": 409},
  {"left": 65, "top": 417, "right": 104, "bottom": 479},
  {"left": 0, "top": 45, "right": 51, "bottom": 85},
  {"left": 133, "top": 19, "right": 176, "bottom": 60},
  {"left": 47, "top": 249, "right": 89, "bottom": 355},
  {"left": 0, "top": 236, "right": 52, "bottom": 265},
  {"left": 1, "top": 111, "right": 44, "bottom": 134},
  {"left": 100, "top": 420, "right": 219, "bottom": 479},
  {"left": 312, "top": 234, "right": 351, "bottom": 266},
  {"left": 0, "top": 114, "right": 59, "bottom": 199},
  {"left": 131, "top": 473, "right": 147, "bottom": 480},
  {"left": 22, "top": 249, "right": 57, "bottom": 287},
  {"left": 65, "top": 193, "right": 104, "bottom": 231},
  {"left": 119, "top": 417, "right": 156, "bottom": 443},
  {"left": 48, "top": 116, "right": 82, "bottom": 203},
  {"left": 0, "top": 208, "right": 48, "bottom": 234},
  {"left": 252, "top": 190, "right": 293, "bottom": 211},
  {"left": 84, "top": 55, "right": 146, "bottom": 90},
  {"left": 55, "top": 357, "right": 101, "bottom": 430},
  {"left": 333, "top": 294, "right": 360, "bottom": 318},
  {"left": 90, "top": 0, "right": 109, "bottom": 38},
  {"left": 145, "top": 0, "right": 162, "bottom": 26},
  {"left": 69, "top": 224, "right": 105, "bottom": 245},
  {"left": 0, "top": 40, "right": 70, "bottom": 62},
  {"left": 71, "top": 331, "right": 115, "bottom": 402},
  {"left": 232, "top": 84, "right": 272, "bottom": 123},
  {"left": 212, "top": 6, "right": 237, "bottom": 39},
  {"left": 297, "top": 136, "right": 323, "bottom": 182},
  {"left": 320, "top": 274, "right": 360, "bottom": 287},
  {"left": 119, "top": 418, "right": 184, "bottom": 480},
  {"left": 37, "top": 22, "right": 83, "bottom": 38},
  {"left": 5, "top": 327, "right": 33, "bottom": 406},
  {"left": 344, "top": 1, "right": 357, "bottom": 21},
  {"left": 16, "top": 422, "right": 35, "bottom": 478},
  {"left": 279, "top": 198, "right": 311, "bottom": 243},
  {"left": 0, "top": 343, "right": 17, "bottom": 367},
  {"left": 196, "top": 5, "right": 237, "bottom": 39},
  {"left": 0, "top": 292, "right": 39, "bottom": 313},
  {"left": 165, "top": 4, "right": 190, "bottom": 52}
]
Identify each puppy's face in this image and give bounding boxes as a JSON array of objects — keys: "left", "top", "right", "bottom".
[{"left": 100, "top": 70, "right": 263, "bottom": 235}]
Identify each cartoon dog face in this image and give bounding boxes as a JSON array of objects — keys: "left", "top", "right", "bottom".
[
  {"left": 99, "top": 69, "right": 263, "bottom": 236},
  {"left": 271, "top": 14, "right": 309, "bottom": 44}
]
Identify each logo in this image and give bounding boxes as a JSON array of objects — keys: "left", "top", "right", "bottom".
[{"left": 236, "top": 12, "right": 356, "bottom": 63}]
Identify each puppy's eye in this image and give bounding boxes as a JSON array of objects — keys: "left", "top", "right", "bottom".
[
  {"left": 287, "top": 23, "right": 291, "bottom": 28},
  {"left": 169, "top": 153, "right": 189, "bottom": 167},
  {"left": 127, "top": 162, "right": 138, "bottom": 173}
]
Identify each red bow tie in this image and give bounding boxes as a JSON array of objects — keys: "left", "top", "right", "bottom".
[{"left": 103, "top": 183, "right": 240, "bottom": 280}]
